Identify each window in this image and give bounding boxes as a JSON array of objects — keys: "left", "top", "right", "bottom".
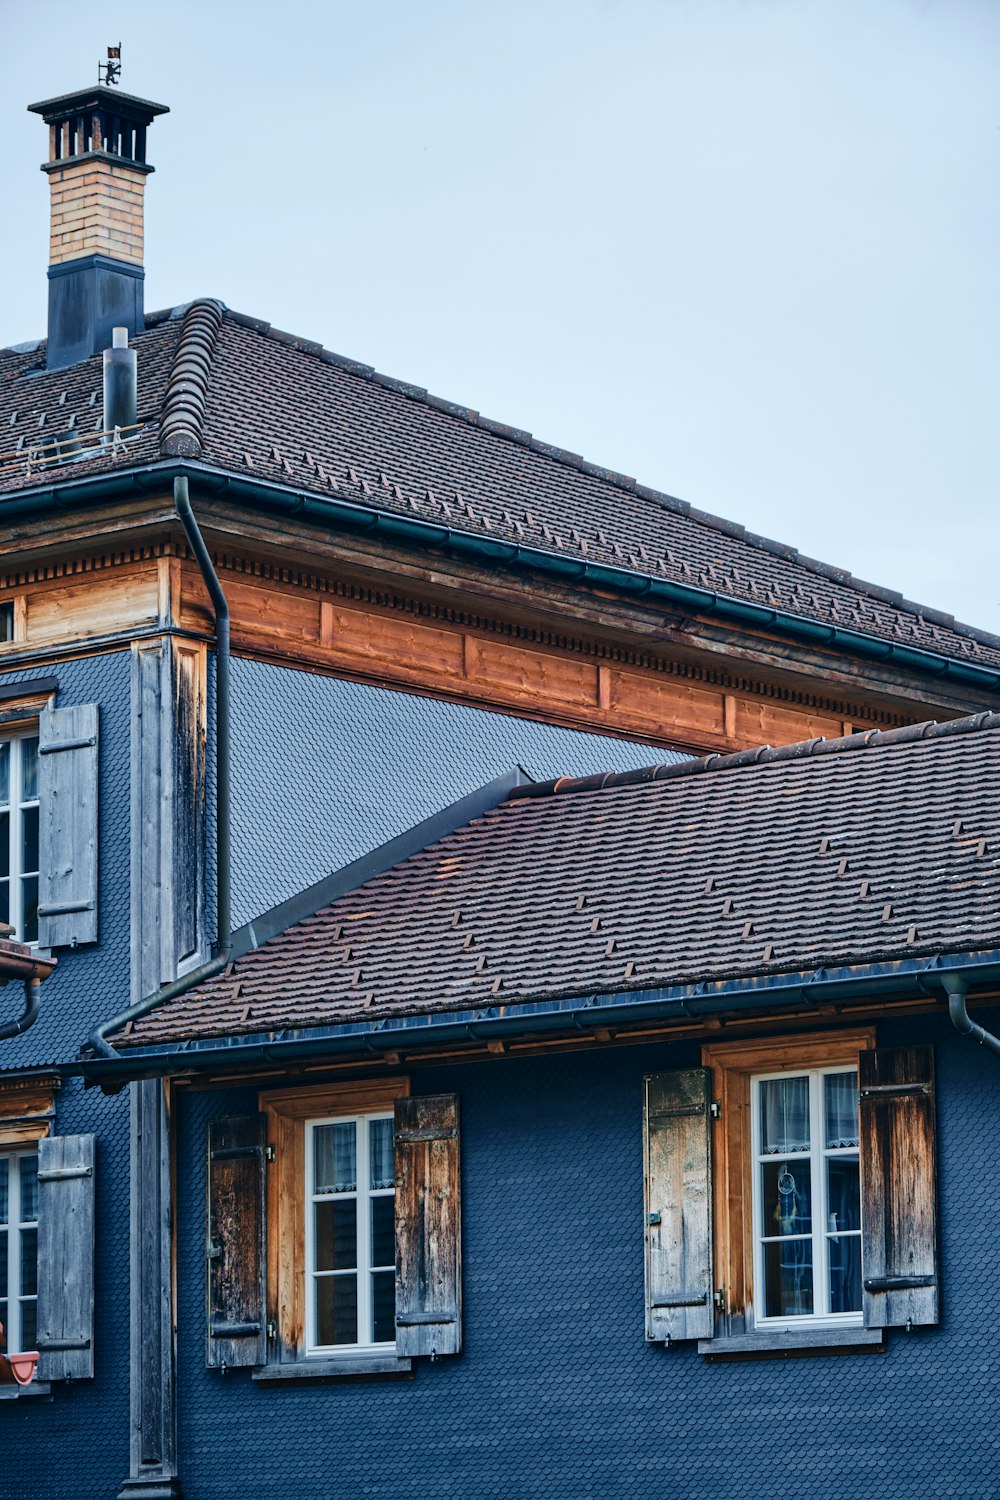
[
  {"left": 206, "top": 1082, "right": 462, "bottom": 1379},
  {"left": 0, "top": 1080, "right": 95, "bottom": 1388},
  {"left": 0, "top": 732, "right": 40, "bottom": 944},
  {"left": 305, "top": 1113, "right": 396, "bottom": 1353},
  {"left": 750, "top": 1067, "right": 861, "bottom": 1329},
  {"left": 644, "top": 1030, "right": 938, "bottom": 1354},
  {"left": 0, "top": 1151, "right": 39, "bottom": 1352}
]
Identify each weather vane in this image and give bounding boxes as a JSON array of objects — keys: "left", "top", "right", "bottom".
[{"left": 99, "top": 44, "right": 122, "bottom": 87}]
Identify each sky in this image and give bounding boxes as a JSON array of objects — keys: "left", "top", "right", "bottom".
[{"left": 2, "top": 0, "right": 997, "bottom": 634}]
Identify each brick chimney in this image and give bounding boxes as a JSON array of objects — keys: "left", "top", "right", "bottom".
[{"left": 27, "top": 85, "right": 169, "bottom": 370}]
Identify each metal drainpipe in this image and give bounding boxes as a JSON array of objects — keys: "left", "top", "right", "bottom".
[
  {"left": 87, "top": 475, "right": 232, "bottom": 1059},
  {"left": 942, "top": 972, "right": 1000, "bottom": 1059},
  {"left": 0, "top": 979, "right": 42, "bottom": 1042}
]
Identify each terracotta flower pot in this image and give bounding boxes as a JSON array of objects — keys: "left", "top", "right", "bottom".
[
  {"left": 0, "top": 1350, "right": 39, "bottom": 1386},
  {"left": 0, "top": 1324, "right": 39, "bottom": 1386}
]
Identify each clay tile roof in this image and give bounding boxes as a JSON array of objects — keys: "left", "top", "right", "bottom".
[
  {"left": 2, "top": 299, "right": 998, "bottom": 670},
  {"left": 116, "top": 710, "right": 1000, "bottom": 1049}
]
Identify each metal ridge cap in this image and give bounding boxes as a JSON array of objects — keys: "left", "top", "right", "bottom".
[
  {"left": 72, "top": 949, "right": 1000, "bottom": 1083},
  {"left": 3, "top": 458, "right": 1000, "bottom": 688}
]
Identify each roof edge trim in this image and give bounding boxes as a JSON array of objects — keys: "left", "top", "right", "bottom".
[
  {"left": 75, "top": 949, "right": 1000, "bottom": 1085},
  {"left": 5, "top": 459, "right": 1000, "bottom": 691}
]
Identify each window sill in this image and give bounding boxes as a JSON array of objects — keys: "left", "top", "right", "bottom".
[
  {"left": 699, "top": 1327, "right": 884, "bottom": 1361},
  {"left": 0, "top": 1381, "right": 52, "bottom": 1401},
  {"left": 252, "top": 1355, "right": 413, "bottom": 1384}
]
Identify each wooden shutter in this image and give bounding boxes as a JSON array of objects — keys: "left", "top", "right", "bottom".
[
  {"left": 394, "top": 1094, "right": 461, "bottom": 1358},
  {"left": 860, "top": 1045, "right": 938, "bottom": 1328},
  {"left": 644, "top": 1069, "right": 713, "bottom": 1342},
  {"left": 207, "top": 1115, "right": 267, "bottom": 1368},
  {"left": 36, "top": 1133, "right": 96, "bottom": 1381},
  {"left": 38, "top": 704, "right": 99, "bottom": 948}
]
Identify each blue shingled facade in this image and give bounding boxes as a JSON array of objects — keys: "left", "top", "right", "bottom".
[
  {"left": 0, "top": 652, "right": 132, "bottom": 1496},
  {"left": 0, "top": 651, "right": 680, "bottom": 1499},
  {"left": 228, "top": 659, "right": 680, "bottom": 927},
  {"left": 165, "top": 1010, "right": 1000, "bottom": 1500}
]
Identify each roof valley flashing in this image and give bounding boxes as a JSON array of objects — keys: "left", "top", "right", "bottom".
[{"left": 27, "top": 85, "right": 169, "bottom": 370}]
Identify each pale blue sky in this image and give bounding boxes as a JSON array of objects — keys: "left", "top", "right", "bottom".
[{"left": 2, "top": 1, "right": 997, "bottom": 632}]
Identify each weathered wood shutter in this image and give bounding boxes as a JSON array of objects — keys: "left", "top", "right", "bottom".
[
  {"left": 38, "top": 703, "right": 99, "bottom": 948},
  {"left": 36, "top": 1133, "right": 96, "bottom": 1380},
  {"left": 394, "top": 1094, "right": 461, "bottom": 1357},
  {"left": 860, "top": 1045, "right": 938, "bottom": 1328},
  {"left": 644, "top": 1069, "right": 713, "bottom": 1342},
  {"left": 206, "top": 1115, "right": 268, "bottom": 1368}
]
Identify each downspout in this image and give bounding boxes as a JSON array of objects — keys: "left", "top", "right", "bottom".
[
  {"left": 0, "top": 978, "right": 42, "bottom": 1042},
  {"left": 942, "top": 972, "right": 1000, "bottom": 1059},
  {"left": 87, "top": 475, "right": 231, "bottom": 1058}
]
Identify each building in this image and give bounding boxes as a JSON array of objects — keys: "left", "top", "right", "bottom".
[{"left": 1, "top": 75, "right": 998, "bottom": 1500}]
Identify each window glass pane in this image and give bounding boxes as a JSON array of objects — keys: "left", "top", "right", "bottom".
[
  {"left": 316, "top": 1275, "right": 357, "bottom": 1346},
  {"left": 313, "top": 1123, "right": 356, "bottom": 1194},
  {"left": 21, "top": 806, "right": 38, "bottom": 874},
  {"left": 0, "top": 1299, "right": 6, "bottom": 1336},
  {"left": 21, "top": 739, "right": 39, "bottom": 803},
  {"left": 759, "top": 1076, "right": 810, "bottom": 1154},
  {"left": 19, "top": 1300, "right": 36, "bottom": 1352},
  {"left": 314, "top": 1200, "right": 356, "bottom": 1272},
  {"left": 19, "top": 1227, "right": 37, "bottom": 1297},
  {"left": 21, "top": 876, "right": 38, "bottom": 946},
  {"left": 762, "top": 1159, "right": 812, "bottom": 1236},
  {"left": 826, "top": 1154, "right": 860, "bottom": 1233},
  {"left": 372, "top": 1270, "right": 395, "bottom": 1344},
  {"left": 369, "top": 1118, "right": 394, "bottom": 1190},
  {"left": 19, "top": 1158, "right": 37, "bottom": 1223},
  {"left": 0, "top": 1159, "right": 7, "bottom": 1223},
  {"left": 763, "top": 1238, "right": 813, "bottom": 1317},
  {"left": 829, "top": 1233, "right": 862, "bottom": 1314},
  {"left": 371, "top": 1195, "right": 395, "bottom": 1269},
  {"left": 0, "top": 880, "right": 8, "bottom": 929},
  {"left": 825, "top": 1072, "right": 859, "bottom": 1148},
  {"left": 0, "top": 1231, "right": 7, "bottom": 1298},
  {"left": 0, "top": 812, "right": 9, "bottom": 879},
  {"left": 0, "top": 743, "right": 8, "bottom": 806}
]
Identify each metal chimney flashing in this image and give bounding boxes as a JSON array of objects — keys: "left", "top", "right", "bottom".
[{"left": 46, "top": 255, "right": 144, "bottom": 372}]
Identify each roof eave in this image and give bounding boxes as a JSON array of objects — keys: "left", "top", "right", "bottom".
[
  {"left": 4, "top": 457, "right": 1000, "bottom": 693},
  {"left": 73, "top": 947, "right": 1000, "bottom": 1090}
]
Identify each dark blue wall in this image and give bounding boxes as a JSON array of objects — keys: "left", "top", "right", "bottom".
[
  {"left": 0, "top": 650, "right": 683, "bottom": 1500},
  {"left": 228, "top": 659, "right": 680, "bottom": 927},
  {"left": 1, "top": 652, "right": 132, "bottom": 1498},
  {"left": 169, "top": 1010, "right": 1000, "bottom": 1500}
]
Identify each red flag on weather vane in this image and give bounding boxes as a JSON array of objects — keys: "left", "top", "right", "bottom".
[{"left": 100, "top": 44, "right": 122, "bottom": 86}]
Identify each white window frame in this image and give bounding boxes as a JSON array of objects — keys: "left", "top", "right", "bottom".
[
  {"left": 750, "top": 1065, "right": 862, "bottom": 1332},
  {"left": 0, "top": 1149, "right": 39, "bottom": 1353},
  {"left": 304, "top": 1112, "right": 395, "bottom": 1357},
  {"left": 0, "top": 728, "right": 40, "bottom": 946}
]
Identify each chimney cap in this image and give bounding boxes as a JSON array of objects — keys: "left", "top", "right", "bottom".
[{"left": 27, "top": 85, "right": 169, "bottom": 124}]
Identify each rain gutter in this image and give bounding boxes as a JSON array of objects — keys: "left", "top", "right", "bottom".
[
  {"left": 74, "top": 949, "right": 1000, "bottom": 1090},
  {"left": 5, "top": 459, "right": 1000, "bottom": 693},
  {"left": 86, "top": 474, "right": 233, "bottom": 1059},
  {"left": 940, "top": 971, "right": 1000, "bottom": 1059}
]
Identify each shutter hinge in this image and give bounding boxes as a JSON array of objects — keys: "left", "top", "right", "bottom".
[
  {"left": 266, "top": 1320, "right": 277, "bottom": 1340},
  {"left": 710, "top": 1101, "right": 722, "bottom": 1120},
  {"left": 646, "top": 1211, "right": 661, "bottom": 1226},
  {"left": 265, "top": 1143, "right": 276, "bottom": 1163},
  {"left": 713, "top": 1287, "right": 726, "bottom": 1311}
]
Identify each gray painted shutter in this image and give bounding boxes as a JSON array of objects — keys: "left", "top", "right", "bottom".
[
  {"left": 644, "top": 1069, "right": 713, "bottom": 1342},
  {"left": 860, "top": 1045, "right": 938, "bottom": 1328},
  {"left": 394, "top": 1094, "right": 462, "bottom": 1357},
  {"left": 36, "top": 1133, "right": 96, "bottom": 1381},
  {"left": 206, "top": 1115, "right": 267, "bottom": 1368},
  {"left": 38, "top": 703, "right": 99, "bottom": 948}
]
